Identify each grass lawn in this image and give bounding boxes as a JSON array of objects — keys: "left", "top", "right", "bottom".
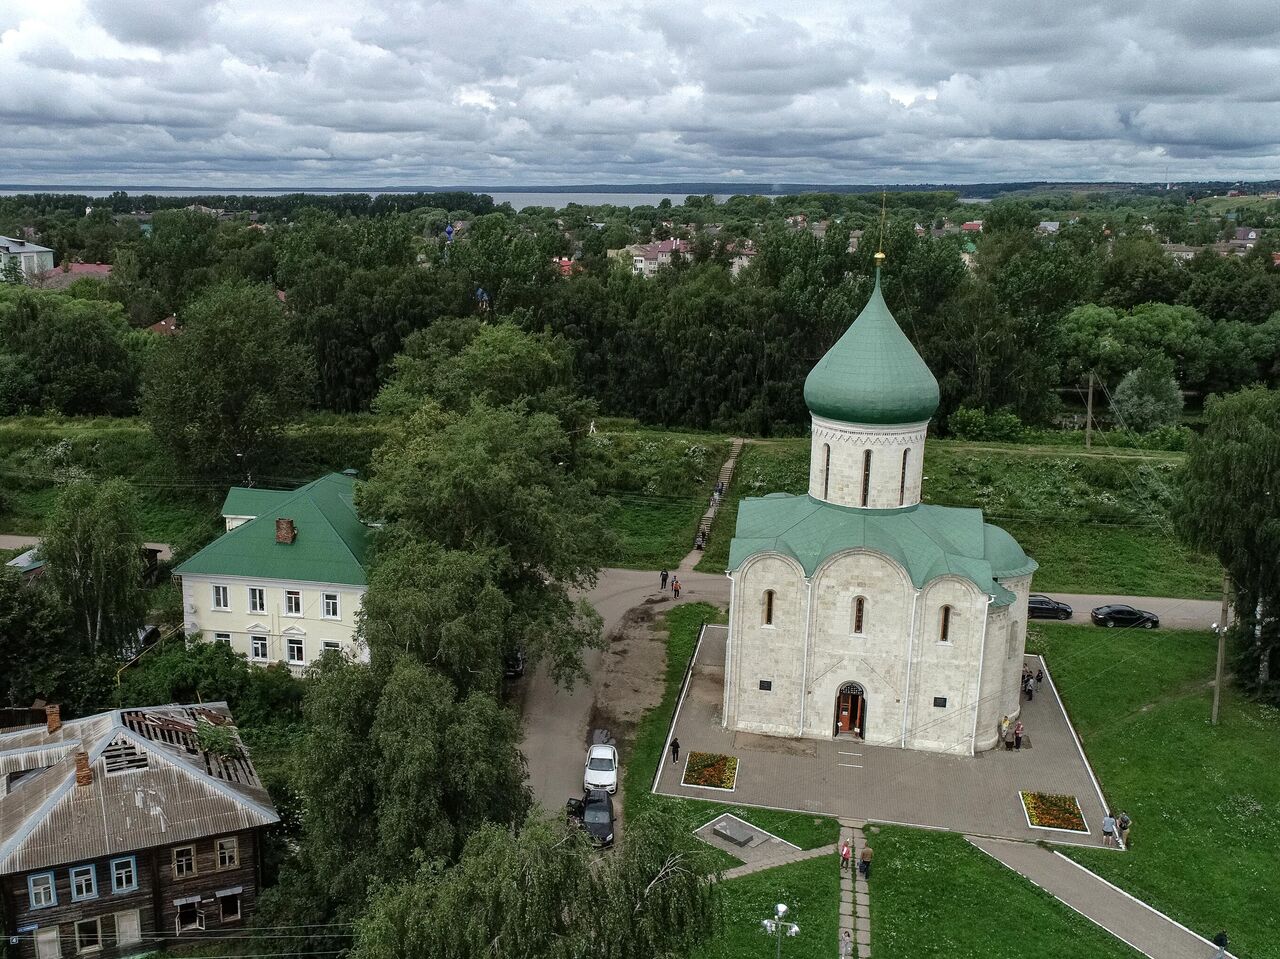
[
  {"left": 699, "top": 438, "right": 1221, "bottom": 598},
  {"left": 871, "top": 826, "right": 1142, "bottom": 959},
  {"left": 605, "top": 493, "right": 705, "bottom": 570},
  {"left": 692, "top": 855, "right": 838, "bottom": 959},
  {"left": 1029, "top": 623, "right": 1280, "bottom": 958},
  {"left": 622, "top": 603, "right": 841, "bottom": 865}
]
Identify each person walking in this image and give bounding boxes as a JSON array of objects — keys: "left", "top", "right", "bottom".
[
  {"left": 858, "top": 845, "right": 873, "bottom": 880},
  {"left": 840, "top": 929, "right": 853, "bottom": 958},
  {"left": 1024, "top": 675, "right": 1035, "bottom": 702},
  {"left": 1003, "top": 723, "right": 1015, "bottom": 750},
  {"left": 670, "top": 738, "right": 680, "bottom": 764},
  {"left": 1035, "top": 667, "right": 1044, "bottom": 688},
  {"left": 1101, "top": 811, "right": 1116, "bottom": 847},
  {"left": 999, "top": 714, "right": 1011, "bottom": 743},
  {"left": 1014, "top": 720, "right": 1025, "bottom": 750},
  {"left": 660, "top": 568, "right": 669, "bottom": 590},
  {"left": 839, "top": 839, "right": 852, "bottom": 872},
  {"left": 672, "top": 578, "right": 681, "bottom": 599},
  {"left": 1117, "top": 811, "right": 1132, "bottom": 849},
  {"left": 1211, "top": 930, "right": 1229, "bottom": 959}
]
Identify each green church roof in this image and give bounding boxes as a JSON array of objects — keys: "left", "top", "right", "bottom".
[
  {"left": 727, "top": 495, "right": 1036, "bottom": 607},
  {"left": 803, "top": 269, "right": 940, "bottom": 425},
  {"left": 175, "top": 473, "right": 371, "bottom": 586}
]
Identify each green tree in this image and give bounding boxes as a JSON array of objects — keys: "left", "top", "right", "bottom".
[
  {"left": 358, "top": 403, "right": 610, "bottom": 685},
  {"left": 40, "top": 479, "right": 145, "bottom": 657},
  {"left": 1175, "top": 387, "right": 1280, "bottom": 702},
  {"left": 351, "top": 811, "right": 717, "bottom": 959},
  {"left": 1110, "top": 358, "right": 1185, "bottom": 433},
  {"left": 140, "top": 282, "right": 315, "bottom": 476}
]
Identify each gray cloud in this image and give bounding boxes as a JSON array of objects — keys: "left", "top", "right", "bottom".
[{"left": 0, "top": 0, "right": 1277, "bottom": 186}]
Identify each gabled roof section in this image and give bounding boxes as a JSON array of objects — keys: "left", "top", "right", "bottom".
[
  {"left": 727, "top": 495, "right": 1036, "bottom": 606},
  {"left": 0, "top": 704, "right": 279, "bottom": 874},
  {"left": 178, "top": 472, "right": 370, "bottom": 586},
  {"left": 803, "top": 269, "right": 940, "bottom": 425}
]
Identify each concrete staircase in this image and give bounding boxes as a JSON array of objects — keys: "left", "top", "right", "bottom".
[{"left": 681, "top": 438, "right": 745, "bottom": 571}]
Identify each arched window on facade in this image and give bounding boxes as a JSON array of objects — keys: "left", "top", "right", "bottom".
[
  {"left": 822, "top": 443, "right": 831, "bottom": 499},
  {"left": 939, "top": 604, "right": 953, "bottom": 643},
  {"left": 852, "top": 596, "right": 866, "bottom": 634},
  {"left": 861, "top": 450, "right": 872, "bottom": 507},
  {"left": 899, "top": 448, "right": 910, "bottom": 505},
  {"left": 763, "top": 589, "right": 776, "bottom": 626}
]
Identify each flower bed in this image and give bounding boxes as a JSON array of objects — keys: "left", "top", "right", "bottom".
[
  {"left": 681, "top": 751, "right": 739, "bottom": 791},
  {"left": 1020, "top": 791, "right": 1088, "bottom": 832}
]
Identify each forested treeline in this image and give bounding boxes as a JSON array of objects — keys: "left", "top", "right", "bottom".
[{"left": 2, "top": 191, "right": 1279, "bottom": 437}]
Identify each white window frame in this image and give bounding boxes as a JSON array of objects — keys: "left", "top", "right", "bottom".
[
  {"left": 211, "top": 584, "right": 229, "bottom": 610},
  {"left": 322, "top": 640, "right": 341, "bottom": 653},
  {"left": 321, "top": 592, "right": 340, "bottom": 619},
  {"left": 74, "top": 918, "right": 101, "bottom": 954},
  {"left": 287, "top": 635, "right": 305, "bottom": 664},
  {"left": 284, "top": 590, "right": 302, "bottom": 616},
  {"left": 110, "top": 856, "right": 137, "bottom": 893},
  {"left": 114, "top": 910, "right": 141, "bottom": 947},
  {"left": 216, "top": 837, "right": 239, "bottom": 870},
  {"left": 251, "top": 636, "right": 268, "bottom": 661},
  {"left": 35, "top": 926, "right": 61, "bottom": 959},
  {"left": 247, "top": 587, "right": 266, "bottom": 614},
  {"left": 28, "top": 871, "right": 57, "bottom": 909},
  {"left": 172, "top": 846, "right": 196, "bottom": 879},
  {"left": 70, "top": 865, "right": 97, "bottom": 902},
  {"left": 213, "top": 632, "right": 231, "bottom": 645}
]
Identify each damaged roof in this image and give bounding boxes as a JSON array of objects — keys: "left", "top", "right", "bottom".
[{"left": 0, "top": 704, "right": 279, "bottom": 874}]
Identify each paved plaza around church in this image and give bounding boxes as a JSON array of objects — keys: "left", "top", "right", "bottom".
[{"left": 654, "top": 625, "right": 1114, "bottom": 847}]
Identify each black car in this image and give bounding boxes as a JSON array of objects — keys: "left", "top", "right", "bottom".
[
  {"left": 1091, "top": 604, "right": 1159, "bottom": 629},
  {"left": 503, "top": 648, "right": 526, "bottom": 679},
  {"left": 567, "top": 789, "right": 615, "bottom": 847},
  {"left": 1027, "top": 594, "right": 1073, "bottom": 621}
]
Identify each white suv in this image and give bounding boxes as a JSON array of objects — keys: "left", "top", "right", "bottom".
[{"left": 583, "top": 744, "right": 618, "bottom": 794}]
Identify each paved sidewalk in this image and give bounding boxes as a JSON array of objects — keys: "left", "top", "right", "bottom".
[
  {"left": 841, "top": 821, "right": 872, "bottom": 958},
  {"left": 967, "top": 837, "right": 1231, "bottom": 959},
  {"left": 719, "top": 842, "right": 835, "bottom": 880}
]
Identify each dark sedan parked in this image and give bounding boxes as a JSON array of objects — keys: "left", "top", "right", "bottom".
[
  {"left": 566, "top": 789, "right": 615, "bottom": 847},
  {"left": 1091, "top": 604, "right": 1159, "bottom": 629},
  {"left": 1027, "top": 594, "right": 1073, "bottom": 620}
]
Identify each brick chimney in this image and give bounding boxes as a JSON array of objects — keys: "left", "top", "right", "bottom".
[
  {"left": 275, "top": 518, "right": 296, "bottom": 544},
  {"left": 74, "top": 750, "right": 93, "bottom": 787},
  {"left": 46, "top": 704, "right": 61, "bottom": 735}
]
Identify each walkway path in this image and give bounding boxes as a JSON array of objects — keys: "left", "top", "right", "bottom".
[
  {"left": 841, "top": 821, "right": 872, "bottom": 958},
  {"left": 967, "top": 836, "right": 1232, "bottom": 959},
  {"left": 718, "top": 842, "right": 836, "bottom": 880},
  {"left": 679, "top": 437, "right": 744, "bottom": 572}
]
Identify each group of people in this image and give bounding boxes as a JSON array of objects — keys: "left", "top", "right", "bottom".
[
  {"left": 999, "top": 714, "right": 1026, "bottom": 750},
  {"left": 1022, "top": 663, "right": 1044, "bottom": 702},
  {"left": 1101, "top": 809, "right": 1132, "bottom": 848},
  {"left": 838, "top": 838, "right": 873, "bottom": 878},
  {"left": 658, "top": 569, "right": 682, "bottom": 598}
]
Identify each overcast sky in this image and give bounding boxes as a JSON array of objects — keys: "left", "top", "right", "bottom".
[{"left": 1, "top": 0, "right": 1278, "bottom": 187}]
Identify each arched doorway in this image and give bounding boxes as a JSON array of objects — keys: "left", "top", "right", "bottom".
[{"left": 834, "top": 682, "right": 867, "bottom": 739}]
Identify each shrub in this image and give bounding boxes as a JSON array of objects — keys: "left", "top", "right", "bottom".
[
  {"left": 947, "top": 406, "right": 1025, "bottom": 442},
  {"left": 1110, "top": 359, "right": 1184, "bottom": 433}
]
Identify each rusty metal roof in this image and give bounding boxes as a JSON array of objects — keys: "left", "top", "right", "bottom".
[{"left": 0, "top": 704, "right": 279, "bottom": 874}]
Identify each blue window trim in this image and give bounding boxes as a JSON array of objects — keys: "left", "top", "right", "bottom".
[
  {"left": 110, "top": 856, "right": 138, "bottom": 893},
  {"left": 27, "top": 871, "right": 57, "bottom": 909},
  {"left": 69, "top": 863, "right": 98, "bottom": 902}
]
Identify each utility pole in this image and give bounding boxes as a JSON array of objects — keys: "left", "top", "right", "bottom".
[
  {"left": 1212, "top": 572, "right": 1231, "bottom": 725},
  {"left": 1085, "top": 372, "right": 1095, "bottom": 450}
]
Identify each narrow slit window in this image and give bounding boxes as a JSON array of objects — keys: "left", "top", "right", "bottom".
[
  {"left": 940, "top": 605, "right": 953, "bottom": 643},
  {"left": 822, "top": 443, "right": 831, "bottom": 499},
  {"left": 853, "top": 597, "right": 866, "bottom": 634},
  {"left": 900, "top": 448, "right": 909, "bottom": 505},
  {"left": 861, "top": 450, "right": 872, "bottom": 507},
  {"left": 763, "top": 590, "right": 775, "bottom": 626}
]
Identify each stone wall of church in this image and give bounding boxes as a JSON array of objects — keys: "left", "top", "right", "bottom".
[
  {"left": 801, "top": 550, "right": 915, "bottom": 744},
  {"left": 724, "top": 554, "right": 808, "bottom": 736},
  {"left": 808, "top": 415, "right": 928, "bottom": 509},
  {"left": 904, "top": 577, "right": 990, "bottom": 753},
  {"left": 998, "top": 573, "right": 1034, "bottom": 723}
]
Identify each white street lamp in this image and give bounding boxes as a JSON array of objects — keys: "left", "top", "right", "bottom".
[{"left": 760, "top": 902, "right": 800, "bottom": 959}]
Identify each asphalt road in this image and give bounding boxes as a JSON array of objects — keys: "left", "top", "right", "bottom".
[{"left": 518, "top": 569, "right": 1222, "bottom": 817}]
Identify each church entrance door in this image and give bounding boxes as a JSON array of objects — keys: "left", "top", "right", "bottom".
[{"left": 835, "top": 682, "right": 866, "bottom": 739}]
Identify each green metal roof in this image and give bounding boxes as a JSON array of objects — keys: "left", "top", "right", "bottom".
[
  {"left": 176, "top": 473, "right": 370, "bottom": 586},
  {"left": 222, "top": 486, "right": 294, "bottom": 518},
  {"left": 803, "top": 269, "right": 940, "bottom": 425},
  {"left": 727, "top": 494, "right": 1035, "bottom": 607}
]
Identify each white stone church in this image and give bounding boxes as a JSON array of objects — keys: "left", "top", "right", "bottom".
[{"left": 723, "top": 258, "right": 1036, "bottom": 755}]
